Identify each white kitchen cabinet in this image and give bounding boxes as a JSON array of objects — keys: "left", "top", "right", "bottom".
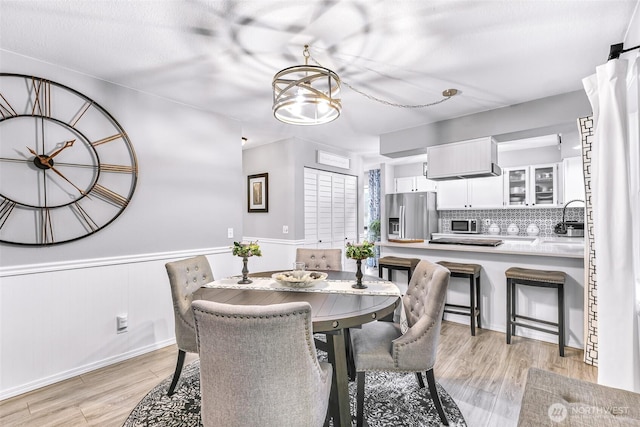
[
  {"left": 503, "top": 163, "right": 559, "bottom": 207},
  {"left": 436, "top": 180, "right": 468, "bottom": 209},
  {"left": 562, "top": 157, "right": 585, "bottom": 203},
  {"left": 394, "top": 175, "right": 437, "bottom": 193},
  {"left": 468, "top": 175, "right": 505, "bottom": 208},
  {"left": 436, "top": 175, "right": 503, "bottom": 209}
]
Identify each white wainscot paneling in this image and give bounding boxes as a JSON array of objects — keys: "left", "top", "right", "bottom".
[
  {"left": 0, "top": 247, "right": 242, "bottom": 400},
  {"left": 240, "top": 237, "right": 306, "bottom": 273}
]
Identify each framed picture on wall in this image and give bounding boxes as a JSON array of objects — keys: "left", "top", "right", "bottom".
[{"left": 248, "top": 173, "right": 269, "bottom": 213}]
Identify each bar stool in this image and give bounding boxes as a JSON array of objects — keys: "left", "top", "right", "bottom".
[
  {"left": 505, "top": 267, "right": 566, "bottom": 357},
  {"left": 437, "top": 261, "right": 482, "bottom": 336},
  {"left": 377, "top": 256, "right": 421, "bottom": 284}
]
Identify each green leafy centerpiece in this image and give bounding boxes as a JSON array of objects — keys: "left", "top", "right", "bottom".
[
  {"left": 346, "top": 240, "right": 375, "bottom": 289},
  {"left": 232, "top": 241, "right": 262, "bottom": 284}
]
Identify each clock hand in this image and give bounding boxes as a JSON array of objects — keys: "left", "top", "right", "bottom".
[
  {"left": 26, "top": 146, "right": 49, "bottom": 166},
  {"left": 27, "top": 146, "right": 87, "bottom": 196},
  {"left": 46, "top": 139, "right": 76, "bottom": 160},
  {"left": 0, "top": 157, "right": 31, "bottom": 164},
  {"left": 48, "top": 165, "right": 88, "bottom": 196}
]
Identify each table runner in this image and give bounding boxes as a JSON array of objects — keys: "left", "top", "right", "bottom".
[{"left": 202, "top": 276, "right": 401, "bottom": 297}]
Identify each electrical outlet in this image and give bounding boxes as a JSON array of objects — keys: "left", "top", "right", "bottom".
[
  {"left": 227, "top": 228, "right": 234, "bottom": 238},
  {"left": 282, "top": 225, "right": 289, "bottom": 234},
  {"left": 117, "top": 314, "right": 128, "bottom": 334},
  {"left": 483, "top": 219, "right": 491, "bottom": 226}
]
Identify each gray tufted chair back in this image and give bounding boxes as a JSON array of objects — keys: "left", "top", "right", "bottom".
[
  {"left": 165, "top": 255, "right": 214, "bottom": 353},
  {"left": 296, "top": 248, "right": 342, "bottom": 271},
  {"left": 349, "top": 259, "right": 450, "bottom": 426},
  {"left": 398, "top": 259, "right": 450, "bottom": 370},
  {"left": 192, "top": 300, "right": 333, "bottom": 427}
]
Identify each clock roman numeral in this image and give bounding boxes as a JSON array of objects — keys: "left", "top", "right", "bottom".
[
  {"left": 40, "top": 208, "right": 54, "bottom": 244},
  {"left": 70, "top": 202, "right": 98, "bottom": 232},
  {"left": 91, "top": 184, "right": 128, "bottom": 207},
  {"left": 0, "top": 199, "right": 17, "bottom": 229},
  {"left": 91, "top": 133, "right": 123, "bottom": 147},
  {"left": 31, "top": 77, "right": 51, "bottom": 117},
  {"left": 99, "top": 163, "right": 135, "bottom": 173},
  {"left": 0, "top": 92, "right": 18, "bottom": 118},
  {"left": 69, "top": 101, "right": 93, "bottom": 127}
]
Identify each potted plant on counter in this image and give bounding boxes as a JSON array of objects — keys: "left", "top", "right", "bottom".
[
  {"left": 346, "top": 240, "right": 375, "bottom": 289},
  {"left": 232, "top": 241, "right": 262, "bottom": 284}
]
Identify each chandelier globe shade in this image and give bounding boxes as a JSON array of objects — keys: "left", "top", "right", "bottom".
[{"left": 272, "top": 63, "right": 341, "bottom": 125}]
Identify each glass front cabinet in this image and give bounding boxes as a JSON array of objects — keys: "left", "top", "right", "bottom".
[{"left": 503, "top": 163, "right": 558, "bottom": 207}]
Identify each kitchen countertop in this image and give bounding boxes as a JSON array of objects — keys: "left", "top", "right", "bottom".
[{"left": 378, "top": 233, "right": 585, "bottom": 259}]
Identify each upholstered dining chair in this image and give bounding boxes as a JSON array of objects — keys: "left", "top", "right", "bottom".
[
  {"left": 350, "top": 259, "right": 451, "bottom": 427},
  {"left": 165, "top": 255, "right": 213, "bottom": 396},
  {"left": 192, "top": 300, "right": 333, "bottom": 427},
  {"left": 296, "top": 248, "right": 342, "bottom": 271},
  {"left": 295, "top": 248, "right": 343, "bottom": 356}
]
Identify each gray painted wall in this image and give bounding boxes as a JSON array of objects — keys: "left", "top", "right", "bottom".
[
  {"left": 243, "top": 138, "right": 364, "bottom": 241},
  {"left": 393, "top": 162, "right": 426, "bottom": 178},
  {"left": 0, "top": 50, "right": 243, "bottom": 267},
  {"left": 242, "top": 139, "right": 297, "bottom": 239},
  {"left": 380, "top": 90, "right": 592, "bottom": 157}
]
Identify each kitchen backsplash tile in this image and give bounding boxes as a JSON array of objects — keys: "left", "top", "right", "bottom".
[{"left": 439, "top": 207, "right": 585, "bottom": 236}]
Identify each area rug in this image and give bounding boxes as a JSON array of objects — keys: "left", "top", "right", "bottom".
[{"left": 124, "top": 359, "right": 466, "bottom": 427}]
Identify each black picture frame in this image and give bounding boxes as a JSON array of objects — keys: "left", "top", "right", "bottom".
[{"left": 247, "top": 173, "right": 268, "bottom": 213}]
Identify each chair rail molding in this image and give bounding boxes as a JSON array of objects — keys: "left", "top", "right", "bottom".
[{"left": 0, "top": 246, "right": 232, "bottom": 277}]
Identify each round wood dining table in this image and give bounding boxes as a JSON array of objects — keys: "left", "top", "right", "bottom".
[{"left": 194, "top": 270, "right": 400, "bottom": 427}]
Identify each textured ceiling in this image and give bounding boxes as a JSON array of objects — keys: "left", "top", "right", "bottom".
[{"left": 1, "top": 0, "right": 638, "bottom": 160}]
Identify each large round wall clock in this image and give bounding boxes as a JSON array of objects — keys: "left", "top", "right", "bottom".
[{"left": 0, "top": 73, "right": 138, "bottom": 246}]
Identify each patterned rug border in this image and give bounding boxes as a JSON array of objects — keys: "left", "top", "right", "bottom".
[{"left": 124, "top": 359, "right": 466, "bottom": 427}]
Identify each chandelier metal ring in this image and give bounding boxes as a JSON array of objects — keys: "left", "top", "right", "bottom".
[
  {"left": 272, "top": 45, "right": 457, "bottom": 125},
  {"left": 272, "top": 61, "right": 342, "bottom": 126}
]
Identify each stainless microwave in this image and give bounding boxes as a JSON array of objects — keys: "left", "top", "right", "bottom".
[{"left": 451, "top": 219, "right": 479, "bottom": 233}]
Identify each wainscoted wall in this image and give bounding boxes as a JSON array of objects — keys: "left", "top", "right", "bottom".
[
  {"left": 0, "top": 50, "right": 245, "bottom": 400},
  {"left": 439, "top": 207, "right": 585, "bottom": 236},
  {"left": 0, "top": 238, "right": 301, "bottom": 400}
]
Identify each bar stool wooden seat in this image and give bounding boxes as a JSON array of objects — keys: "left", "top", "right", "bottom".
[
  {"left": 377, "top": 256, "right": 421, "bottom": 284},
  {"left": 505, "top": 267, "right": 566, "bottom": 357},
  {"left": 437, "top": 261, "right": 482, "bottom": 336}
]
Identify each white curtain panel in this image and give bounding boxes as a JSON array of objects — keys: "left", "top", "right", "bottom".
[{"left": 583, "top": 54, "right": 640, "bottom": 392}]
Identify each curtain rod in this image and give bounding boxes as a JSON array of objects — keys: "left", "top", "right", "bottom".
[{"left": 608, "top": 42, "right": 640, "bottom": 60}]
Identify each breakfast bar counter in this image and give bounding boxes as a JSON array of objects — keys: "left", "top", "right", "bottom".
[
  {"left": 377, "top": 234, "right": 585, "bottom": 349},
  {"left": 379, "top": 234, "right": 585, "bottom": 259}
]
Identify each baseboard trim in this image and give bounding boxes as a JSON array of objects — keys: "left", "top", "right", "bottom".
[
  {"left": 0, "top": 338, "right": 176, "bottom": 401},
  {"left": 444, "top": 315, "right": 582, "bottom": 349}
]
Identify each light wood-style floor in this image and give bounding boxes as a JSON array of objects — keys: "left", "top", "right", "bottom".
[{"left": 0, "top": 321, "right": 596, "bottom": 427}]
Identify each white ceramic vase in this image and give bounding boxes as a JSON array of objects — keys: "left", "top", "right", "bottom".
[
  {"left": 526, "top": 223, "right": 540, "bottom": 236},
  {"left": 488, "top": 223, "right": 500, "bottom": 235}
]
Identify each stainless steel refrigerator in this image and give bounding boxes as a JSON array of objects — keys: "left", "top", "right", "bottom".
[{"left": 386, "top": 192, "right": 438, "bottom": 241}]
